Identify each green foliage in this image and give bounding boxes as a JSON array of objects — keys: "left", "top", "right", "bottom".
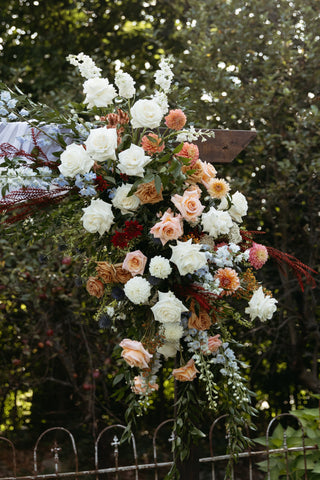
[{"left": 255, "top": 408, "right": 320, "bottom": 479}]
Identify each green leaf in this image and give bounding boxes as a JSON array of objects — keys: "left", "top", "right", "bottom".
[
  {"left": 113, "top": 373, "right": 124, "bottom": 386},
  {"left": 154, "top": 174, "right": 162, "bottom": 193}
]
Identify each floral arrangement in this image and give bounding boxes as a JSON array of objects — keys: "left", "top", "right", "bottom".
[{"left": 1, "top": 52, "right": 304, "bottom": 476}]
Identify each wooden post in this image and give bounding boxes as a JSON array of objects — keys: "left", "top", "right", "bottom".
[{"left": 176, "top": 129, "right": 256, "bottom": 479}]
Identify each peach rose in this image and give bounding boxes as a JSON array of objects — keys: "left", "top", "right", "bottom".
[
  {"left": 86, "top": 276, "right": 104, "bottom": 298},
  {"left": 171, "top": 185, "right": 204, "bottom": 223},
  {"left": 122, "top": 250, "right": 147, "bottom": 276},
  {"left": 119, "top": 339, "right": 152, "bottom": 369},
  {"left": 114, "top": 263, "right": 133, "bottom": 283},
  {"left": 141, "top": 133, "right": 165, "bottom": 154},
  {"left": 96, "top": 261, "right": 117, "bottom": 283},
  {"left": 178, "top": 142, "right": 199, "bottom": 166},
  {"left": 207, "top": 335, "right": 222, "bottom": 353},
  {"left": 172, "top": 359, "right": 199, "bottom": 382},
  {"left": 135, "top": 180, "right": 163, "bottom": 204},
  {"left": 188, "top": 310, "right": 212, "bottom": 330},
  {"left": 181, "top": 159, "right": 203, "bottom": 184},
  {"left": 199, "top": 160, "right": 217, "bottom": 188},
  {"left": 165, "top": 109, "right": 187, "bottom": 130},
  {"left": 131, "top": 375, "right": 159, "bottom": 394},
  {"left": 150, "top": 209, "right": 183, "bottom": 245}
]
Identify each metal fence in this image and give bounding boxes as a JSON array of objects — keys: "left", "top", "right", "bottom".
[{"left": 0, "top": 413, "right": 318, "bottom": 480}]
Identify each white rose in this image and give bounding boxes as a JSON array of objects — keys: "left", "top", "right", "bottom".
[
  {"left": 245, "top": 287, "right": 278, "bottom": 322},
  {"left": 158, "top": 341, "right": 179, "bottom": 358},
  {"left": 85, "top": 127, "right": 117, "bottom": 162},
  {"left": 124, "top": 277, "right": 151, "bottom": 304},
  {"left": 83, "top": 77, "right": 117, "bottom": 108},
  {"left": 201, "top": 207, "right": 233, "bottom": 238},
  {"left": 81, "top": 199, "right": 114, "bottom": 235},
  {"left": 219, "top": 191, "right": 248, "bottom": 223},
  {"left": 151, "top": 291, "right": 187, "bottom": 324},
  {"left": 112, "top": 183, "right": 140, "bottom": 214},
  {"left": 118, "top": 144, "right": 151, "bottom": 177},
  {"left": 149, "top": 256, "right": 172, "bottom": 279},
  {"left": 163, "top": 323, "right": 184, "bottom": 341},
  {"left": 170, "top": 239, "right": 207, "bottom": 276},
  {"left": 58, "top": 143, "right": 94, "bottom": 178},
  {"left": 115, "top": 71, "right": 136, "bottom": 99},
  {"left": 130, "top": 99, "right": 163, "bottom": 129}
]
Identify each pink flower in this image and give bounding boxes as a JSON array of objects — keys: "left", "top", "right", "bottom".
[
  {"left": 150, "top": 209, "right": 183, "bottom": 245},
  {"left": 198, "top": 160, "right": 217, "bottom": 188},
  {"left": 207, "top": 335, "right": 222, "bottom": 353},
  {"left": 123, "top": 250, "right": 147, "bottom": 276},
  {"left": 141, "top": 133, "right": 165, "bottom": 154},
  {"left": 131, "top": 376, "right": 159, "bottom": 394},
  {"left": 249, "top": 243, "right": 269, "bottom": 269},
  {"left": 165, "top": 109, "right": 187, "bottom": 130},
  {"left": 178, "top": 142, "right": 199, "bottom": 166},
  {"left": 171, "top": 185, "right": 204, "bottom": 223},
  {"left": 119, "top": 339, "right": 152, "bottom": 369}
]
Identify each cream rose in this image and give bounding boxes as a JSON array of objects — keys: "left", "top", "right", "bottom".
[
  {"left": 219, "top": 191, "right": 248, "bottom": 223},
  {"left": 123, "top": 250, "right": 147, "bottom": 276},
  {"left": 130, "top": 99, "right": 163, "bottom": 129},
  {"left": 245, "top": 287, "right": 278, "bottom": 322},
  {"left": 151, "top": 291, "right": 187, "bottom": 324},
  {"left": 118, "top": 144, "right": 151, "bottom": 177},
  {"left": 83, "top": 77, "right": 117, "bottom": 108},
  {"left": 201, "top": 207, "right": 233, "bottom": 238},
  {"left": 81, "top": 199, "right": 114, "bottom": 235},
  {"left": 171, "top": 186, "right": 204, "bottom": 223},
  {"left": 112, "top": 183, "right": 140, "bottom": 214},
  {"left": 170, "top": 239, "right": 207, "bottom": 276},
  {"left": 124, "top": 276, "right": 151, "bottom": 304},
  {"left": 149, "top": 256, "right": 172, "bottom": 279},
  {"left": 119, "top": 339, "right": 152, "bottom": 369},
  {"left": 58, "top": 143, "right": 94, "bottom": 178},
  {"left": 85, "top": 127, "right": 117, "bottom": 162},
  {"left": 158, "top": 341, "right": 179, "bottom": 359}
]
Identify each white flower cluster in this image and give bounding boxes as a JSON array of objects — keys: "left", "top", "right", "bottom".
[
  {"left": 211, "top": 243, "right": 249, "bottom": 268},
  {"left": 115, "top": 71, "right": 136, "bottom": 99},
  {"left": 66, "top": 53, "right": 102, "bottom": 79},
  {"left": 124, "top": 277, "right": 152, "bottom": 304},
  {"left": 154, "top": 56, "right": 174, "bottom": 93},
  {"left": 0, "top": 166, "right": 53, "bottom": 193}
]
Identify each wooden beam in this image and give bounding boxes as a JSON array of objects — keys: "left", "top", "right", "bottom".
[{"left": 196, "top": 129, "right": 257, "bottom": 164}]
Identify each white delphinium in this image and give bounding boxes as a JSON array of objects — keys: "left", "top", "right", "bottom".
[
  {"left": 154, "top": 56, "right": 174, "bottom": 93},
  {"left": 67, "top": 52, "right": 102, "bottom": 79},
  {"left": 115, "top": 70, "right": 136, "bottom": 99},
  {"left": 124, "top": 277, "right": 152, "bottom": 305},
  {"left": 149, "top": 256, "right": 172, "bottom": 279}
]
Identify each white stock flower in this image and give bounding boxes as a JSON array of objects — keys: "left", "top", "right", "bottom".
[
  {"left": 130, "top": 99, "right": 163, "bottom": 129},
  {"left": 201, "top": 207, "right": 233, "bottom": 238},
  {"left": 163, "top": 323, "right": 184, "bottom": 342},
  {"left": 245, "top": 287, "right": 278, "bottom": 322},
  {"left": 158, "top": 341, "right": 179, "bottom": 358},
  {"left": 112, "top": 183, "right": 140, "bottom": 214},
  {"left": 67, "top": 53, "right": 102, "bottom": 79},
  {"left": 151, "top": 291, "right": 187, "bottom": 324},
  {"left": 83, "top": 77, "right": 117, "bottom": 108},
  {"left": 124, "top": 277, "right": 152, "bottom": 304},
  {"left": 81, "top": 199, "right": 114, "bottom": 235},
  {"left": 154, "top": 57, "right": 174, "bottom": 93},
  {"left": 115, "top": 71, "right": 136, "bottom": 99},
  {"left": 85, "top": 127, "right": 117, "bottom": 162},
  {"left": 58, "top": 143, "right": 94, "bottom": 178},
  {"left": 170, "top": 239, "right": 207, "bottom": 276},
  {"left": 149, "top": 256, "right": 172, "bottom": 279},
  {"left": 152, "top": 91, "right": 169, "bottom": 115},
  {"left": 118, "top": 144, "right": 151, "bottom": 177},
  {"left": 219, "top": 191, "right": 248, "bottom": 223}
]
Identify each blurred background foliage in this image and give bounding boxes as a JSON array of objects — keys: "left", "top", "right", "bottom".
[{"left": 0, "top": 0, "right": 319, "bottom": 454}]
